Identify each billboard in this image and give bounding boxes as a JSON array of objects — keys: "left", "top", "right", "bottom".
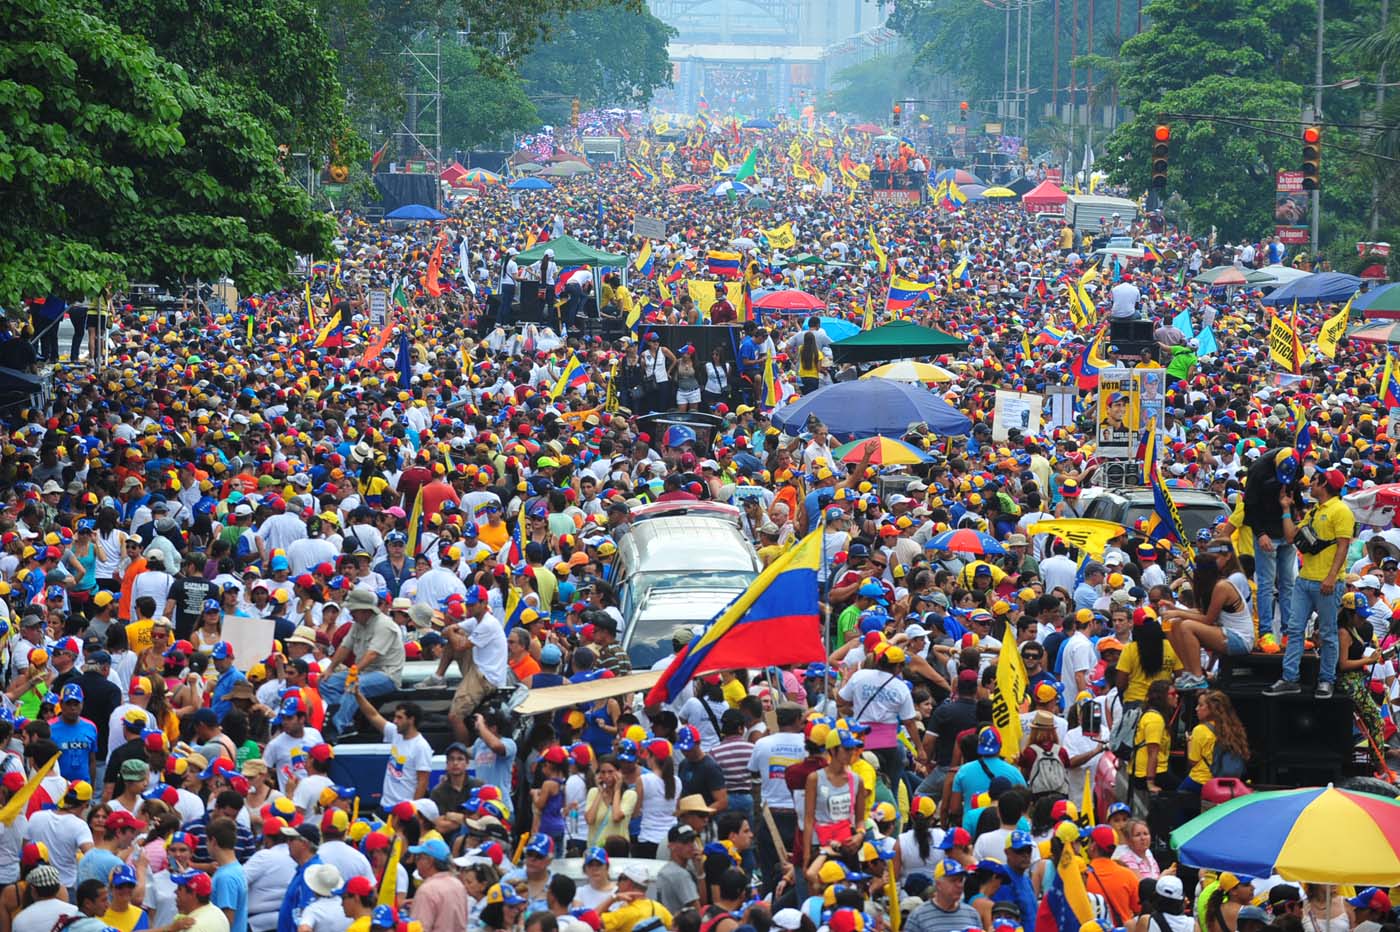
[{"left": 1275, "top": 170, "right": 1310, "bottom": 245}]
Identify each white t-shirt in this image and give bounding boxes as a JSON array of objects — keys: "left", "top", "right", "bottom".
[
  {"left": 298, "top": 896, "right": 352, "bottom": 932},
  {"left": 264, "top": 727, "right": 324, "bottom": 792},
  {"left": 1060, "top": 632, "right": 1097, "bottom": 688},
  {"left": 1109, "top": 282, "right": 1140, "bottom": 318},
  {"left": 381, "top": 722, "right": 432, "bottom": 808},
  {"left": 0, "top": 814, "right": 25, "bottom": 884},
  {"left": 293, "top": 775, "right": 335, "bottom": 815},
  {"left": 838, "top": 668, "right": 916, "bottom": 727},
  {"left": 26, "top": 809, "right": 93, "bottom": 887},
  {"left": 11, "top": 899, "right": 79, "bottom": 932},
  {"left": 748, "top": 732, "right": 806, "bottom": 811},
  {"left": 462, "top": 614, "right": 509, "bottom": 688}
]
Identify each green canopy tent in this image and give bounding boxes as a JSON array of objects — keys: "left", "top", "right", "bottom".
[
  {"left": 513, "top": 235, "right": 626, "bottom": 266},
  {"left": 830, "top": 319, "right": 969, "bottom": 364}
]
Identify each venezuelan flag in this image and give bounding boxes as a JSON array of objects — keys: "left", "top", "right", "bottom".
[
  {"left": 1384, "top": 351, "right": 1400, "bottom": 410},
  {"left": 1039, "top": 823, "right": 1096, "bottom": 932},
  {"left": 762, "top": 352, "right": 782, "bottom": 408},
  {"left": 550, "top": 354, "right": 585, "bottom": 399},
  {"left": 886, "top": 274, "right": 936, "bottom": 312},
  {"left": 1035, "top": 324, "right": 1068, "bottom": 346},
  {"left": 707, "top": 250, "right": 742, "bottom": 279},
  {"left": 1070, "top": 326, "right": 1108, "bottom": 390},
  {"left": 628, "top": 159, "right": 655, "bottom": 183},
  {"left": 943, "top": 181, "right": 968, "bottom": 210},
  {"left": 1142, "top": 243, "right": 1162, "bottom": 263},
  {"left": 644, "top": 529, "right": 827, "bottom": 706},
  {"left": 503, "top": 586, "right": 527, "bottom": 633},
  {"left": 1143, "top": 421, "right": 1196, "bottom": 569},
  {"left": 633, "top": 240, "right": 654, "bottom": 277},
  {"left": 1292, "top": 400, "right": 1314, "bottom": 458}
]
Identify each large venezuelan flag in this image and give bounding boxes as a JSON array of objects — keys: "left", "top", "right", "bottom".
[
  {"left": 645, "top": 529, "right": 827, "bottom": 706},
  {"left": 707, "top": 250, "right": 742, "bottom": 279},
  {"left": 885, "top": 275, "right": 936, "bottom": 313}
]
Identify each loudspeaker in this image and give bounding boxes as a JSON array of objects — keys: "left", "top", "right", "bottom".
[
  {"left": 1218, "top": 652, "right": 1321, "bottom": 689},
  {"left": 1110, "top": 318, "right": 1155, "bottom": 344}
]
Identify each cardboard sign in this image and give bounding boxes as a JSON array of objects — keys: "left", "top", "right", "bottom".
[{"left": 220, "top": 615, "right": 276, "bottom": 672}]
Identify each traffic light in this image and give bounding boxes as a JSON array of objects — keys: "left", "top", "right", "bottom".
[
  {"left": 1302, "top": 125, "right": 1322, "bottom": 190},
  {"left": 959, "top": 101, "right": 968, "bottom": 122},
  {"left": 1151, "top": 124, "right": 1171, "bottom": 189},
  {"left": 892, "top": 103, "right": 902, "bottom": 127},
  {"left": 571, "top": 98, "right": 580, "bottom": 128}
]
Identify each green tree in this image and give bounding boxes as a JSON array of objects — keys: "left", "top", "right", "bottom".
[
  {"left": 520, "top": 2, "right": 675, "bottom": 122},
  {"left": 1103, "top": 76, "right": 1302, "bottom": 240},
  {"left": 0, "top": 0, "right": 332, "bottom": 304},
  {"left": 103, "top": 0, "right": 359, "bottom": 164},
  {"left": 438, "top": 43, "right": 540, "bottom": 151},
  {"left": 824, "top": 55, "right": 916, "bottom": 120}
]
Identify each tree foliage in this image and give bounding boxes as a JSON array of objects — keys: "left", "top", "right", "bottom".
[
  {"left": 521, "top": 2, "right": 676, "bottom": 122},
  {"left": 0, "top": 0, "right": 333, "bottom": 304},
  {"left": 439, "top": 43, "right": 540, "bottom": 151},
  {"left": 825, "top": 55, "right": 917, "bottom": 120}
]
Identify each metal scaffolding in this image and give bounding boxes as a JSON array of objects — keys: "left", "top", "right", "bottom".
[{"left": 397, "top": 37, "right": 443, "bottom": 207}]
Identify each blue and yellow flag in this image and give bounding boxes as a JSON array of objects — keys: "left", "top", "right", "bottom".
[
  {"left": 1143, "top": 420, "right": 1195, "bottom": 570},
  {"left": 645, "top": 529, "right": 827, "bottom": 706},
  {"left": 404, "top": 488, "right": 425, "bottom": 557},
  {"left": 550, "top": 354, "right": 585, "bottom": 400},
  {"left": 633, "top": 240, "right": 654, "bottom": 276},
  {"left": 886, "top": 275, "right": 936, "bottom": 313},
  {"left": 706, "top": 250, "right": 742, "bottom": 279}
]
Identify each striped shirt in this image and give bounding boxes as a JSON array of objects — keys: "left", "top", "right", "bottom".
[{"left": 711, "top": 737, "right": 756, "bottom": 793}]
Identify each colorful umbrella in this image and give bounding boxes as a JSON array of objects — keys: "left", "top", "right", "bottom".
[
  {"left": 1171, "top": 786, "right": 1400, "bottom": 885},
  {"left": 754, "top": 290, "right": 825, "bottom": 312},
  {"left": 833, "top": 436, "right": 930, "bottom": 466},
  {"left": 924, "top": 528, "right": 1007, "bottom": 555},
  {"left": 861, "top": 360, "right": 957, "bottom": 384},
  {"left": 934, "top": 168, "right": 983, "bottom": 186},
  {"left": 1356, "top": 282, "right": 1400, "bottom": 314},
  {"left": 1346, "top": 319, "right": 1400, "bottom": 344},
  {"left": 462, "top": 168, "right": 501, "bottom": 185}
]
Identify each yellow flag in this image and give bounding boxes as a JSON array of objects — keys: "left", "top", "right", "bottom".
[
  {"left": 685, "top": 280, "right": 745, "bottom": 317},
  {"left": 763, "top": 223, "right": 797, "bottom": 250},
  {"left": 525, "top": 229, "right": 538, "bottom": 250},
  {"left": 788, "top": 139, "right": 803, "bottom": 161},
  {"left": 1316, "top": 294, "right": 1353, "bottom": 359},
  {"left": 862, "top": 293, "right": 875, "bottom": 330},
  {"left": 658, "top": 276, "right": 671, "bottom": 303},
  {"left": 404, "top": 487, "right": 424, "bottom": 556},
  {"left": 660, "top": 161, "right": 676, "bottom": 180},
  {"left": 1269, "top": 303, "right": 1302, "bottom": 373},
  {"left": 1081, "top": 761, "right": 1095, "bottom": 823},
  {"left": 867, "top": 227, "right": 888, "bottom": 274},
  {"left": 853, "top": 163, "right": 870, "bottom": 181},
  {"left": 792, "top": 162, "right": 811, "bottom": 181},
  {"left": 305, "top": 280, "right": 316, "bottom": 330},
  {"left": 992, "top": 634, "right": 1028, "bottom": 764},
  {"left": 1065, "top": 283, "right": 1090, "bottom": 331},
  {"left": 0, "top": 753, "right": 57, "bottom": 825},
  {"left": 378, "top": 838, "right": 402, "bottom": 908},
  {"left": 1025, "top": 519, "right": 1127, "bottom": 560},
  {"left": 712, "top": 151, "right": 729, "bottom": 171}
]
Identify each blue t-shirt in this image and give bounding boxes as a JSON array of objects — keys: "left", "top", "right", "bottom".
[
  {"left": 469, "top": 736, "right": 517, "bottom": 813},
  {"left": 738, "top": 337, "right": 759, "bottom": 376},
  {"left": 49, "top": 717, "right": 99, "bottom": 783},
  {"left": 950, "top": 755, "right": 1026, "bottom": 801},
  {"left": 213, "top": 861, "right": 248, "bottom": 932}
]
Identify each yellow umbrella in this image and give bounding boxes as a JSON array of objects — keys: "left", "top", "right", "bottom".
[
  {"left": 983, "top": 186, "right": 1017, "bottom": 198},
  {"left": 861, "top": 360, "right": 957, "bottom": 383}
]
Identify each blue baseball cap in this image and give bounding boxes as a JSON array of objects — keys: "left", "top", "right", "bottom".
[
  {"left": 615, "top": 739, "right": 638, "bottom": 764},
  {"left": 371, "top": 906, "right": 398, "bottom": 929},
  {"left": 524, "top": 833, "right": 555, "bottom": 858},
  {"left": 110, "top": 865, "right": 137, "bottom": 887},
  {"left": 202, "top": 598, "right": 221, "bottom": 612},
  {"left": 210, "top": 641, "right": 234, "bottom": 661},
  {"left": 583, "top": 846, "right": 609, "bottom": 866},
  {"left": 407, "top": 838, "right": 451, "bottom": 862},
  {"left": 59, "top": 684, "right": 83, "bottom": 704}
]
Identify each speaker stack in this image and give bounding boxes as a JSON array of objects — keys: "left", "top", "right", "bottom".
[{"left": 1108, "top": 318, "right": 1158, "bottom": 363}]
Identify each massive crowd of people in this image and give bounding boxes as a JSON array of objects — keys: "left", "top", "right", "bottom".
[{"left": 6, "top": 114, "right": 1400, "bottom": 932}]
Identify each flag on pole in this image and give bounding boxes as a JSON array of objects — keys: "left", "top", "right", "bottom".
[
  {"left": 1316, "top": 295, "right": 1353, "bottom": 359},
  {"left": 550, "top": 355, "right": 586, "bottom": 400},
  {"left": 404, "top": 488, "right": 425, "bottom": 557},
  {"left": 377, "top": 839, "right": 402, "bottom": 907},
  {"left": 991, "top": 630, "right": 1028, "bottom": 764},
  {"left": 867, "top": 227, "right": 888, "bottom": 275},
  {"left": 1383, "top": 350, "right": 1400, "bottom": 410},
  {"left": 0, "top": 753, "right": 58, "bottom": 824},
  {"left": 1143, "top": 420, "right": 1196, "bottom": 570},
  {"left": 734, "top": 149, "right": 759, "bottom": 182},
  {"left": 644, "top": 529, "right": 826, "bottom": 706},
  {"left": 1268, "top": 304, "right": 1303, "bottom": 373}
]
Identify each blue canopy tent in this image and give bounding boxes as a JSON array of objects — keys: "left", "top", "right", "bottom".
[
  {"left": 1261, "top": 271, "right": 1361, "bottom": 307},
  {"left": 507, "top": 177, "right": 554, "bottom": 191},
  {"left": 384, "top": 204, "right": 446, "bottom": 220},
  {"left": 771, "top": 380, "right": 971, "bottom": 440}
]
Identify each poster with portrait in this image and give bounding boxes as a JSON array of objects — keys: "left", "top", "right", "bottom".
[
  {"left": 992, "top": 390, "right": 1044, "bottom": 441},
  {"left": 1275, "top": 171, "right": 1310, "bottom": 245},
  {"left": 1136, "top": 366, "right": 1165, "bottom": 432},
  {"left": 1096, "top": 367, "right": 1138, "bottom": 456}
]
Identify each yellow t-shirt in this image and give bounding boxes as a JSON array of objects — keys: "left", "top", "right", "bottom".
[
  {"left": 585, "top": 786, "right": 637, "bottom": 848},
  {"left": 1300, "top": 497, "right": 1356, "bottom": 582},
  {"left": 1226, "top": 498, "right": 1255, "bottom": 559},
  {"left": 104, "top": 903, "right": 149, "bottom": 932},
  {"left": 851, "top": 758, "right": 876, "bottom": 822},
  {"left": 722, "top": 678, "right": 747, "bottom": 709},
  {"left": 1187, "top": 723, "right": 1216, "bottom": 784},
  {"left": 1132, "top": 709, "right": 1169, "bottom": 778},
  {"left": 600, "top": 899, "right": 674, "bottom": 932},
  {"left": 1059, "top": 227, "right": 1075, "bottom": 250},
  {"left": 1115, "top": 641, "right": 1183, "bottom": 703},
  {"left": 126, "top": 617, "right": 156, "bottom": 655}
]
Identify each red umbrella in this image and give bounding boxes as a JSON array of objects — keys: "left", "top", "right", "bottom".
[
  {"left": 754, "top": 290, "right": 825, "bottom": 311},
  {"left": 668, "top": 183, "right": 704, "bottom": 194},
  {"left": 850, "top": 123, "right": 883, "bottom": 134}
]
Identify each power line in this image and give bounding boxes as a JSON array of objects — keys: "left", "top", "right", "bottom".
[{"left": 1156, "top": 110, "right": 1400, "bottom": 163}]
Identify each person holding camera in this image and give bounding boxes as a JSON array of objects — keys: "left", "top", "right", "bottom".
[{"left": 1266, "top": 467, "right": 1354, "bottom": 699}]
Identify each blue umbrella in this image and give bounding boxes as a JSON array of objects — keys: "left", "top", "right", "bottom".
[
  {"left": 385, "top": 204, "right": 446, "bottom": 221},
  {"left": 508, "top": 177, "right": 554, "bottom": 191},
  {"left": 743, "top": 118, "right": 776, "bottom": 129},
  {"left": 1261, "top": 271, "right": 1361, "bottom": 307},
  {"left": 710, "top": 181, "right": 753, "bottom": 197},
  {"left": 818, "top": 316, "right": 860, "bottom": 340},
  {"left": 771, "top": 380, "right": 971, "bottom": 440}
]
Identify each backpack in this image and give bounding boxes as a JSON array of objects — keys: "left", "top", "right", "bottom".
[
  {"left": 1109, "top": 700, "right": 1144, "bottom": 764},
  {"left": 1208, "top": 724, "right": 1248, "bottom": 778},
  {"left": 1026, "top": 744, "right": 1071, "bottom": 798}
]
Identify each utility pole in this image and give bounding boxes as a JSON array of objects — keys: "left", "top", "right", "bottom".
[
  {"left": 1312, "top": 0, "right": 1324, "bottom": 256},
  {"left": 1373, "top": 0, "right": 1390, "bottom": 235}
]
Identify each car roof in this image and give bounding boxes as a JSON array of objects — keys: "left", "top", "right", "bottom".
[{"left": 618, "top": 516, "right": 759, "bottom": 574}]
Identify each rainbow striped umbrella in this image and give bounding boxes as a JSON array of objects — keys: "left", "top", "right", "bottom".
[
  {"left": 1171, "top": 786, "right": 1400, "bottom": 885},
  {"left": 832, "top": 436, "right": 930, "bottom": 466},
  {"left": 924, "top": 528, "right": 1006, "bottom": 555}
]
